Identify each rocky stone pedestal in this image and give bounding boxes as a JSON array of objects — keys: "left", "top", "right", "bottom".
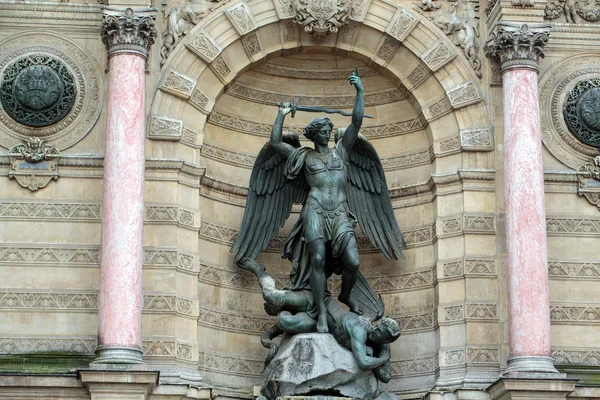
[{"left": 261, "top": 333, "right": 392, "bottom": 400}]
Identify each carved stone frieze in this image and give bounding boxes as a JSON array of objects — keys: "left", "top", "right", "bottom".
[
  {"left": 339, "top": 23, "right": 359, "bottom": 46},
  {"left": 549, "top": 260, "right": 600, "bottom": 278},
  {"left": 198, "top": 306, "right": 275, "bottom": 333},
  {"left": 143, "top": 339, "right": 175, "bottom": 357},
  {"left": 0, "top": 292, "right": 98, "bottom": 309},
  {"left": 160, "top": 70, "right": 196, "bottom": 99},
  {"left": 551, "top": 305, "right": 600, "bottom": 323},
  {"left": 329, "top": 268, "right": 435, "bottom": 293},
  {"left": 465, "top": 259, "right": 496, "bottom": 275},
  {"left": 0, "top": 336, "right": 96, "bottom": 355},
  {"left": 225, "top": 3, "right": 257, "bottom": 36},
  {"left": 189, "top": 88, "right": 212, "bottom": 114},
  {"left": 443, "top": 260, "right": 463, "bottom": 277},
  {"left": 101, "top": 7, "right": 157, "bottom": 58},
  {"left": 460, "top": 127, "right": 493, "bottom": 151},
  {"left": 177, "top": 342, "right": 194, "bottom": 360},
  {"left": 253, "top": 63, "right": 377, "bottom": 79},
  {"left": 424, "top": 96, "right": 452, "bottom": 120},
  {"left": 397, "top": 310, "right": 437, "bottom": 332},
  {"left": 444, "top": 305, "right": 464, "bottom": 322},
  {"left": 160, "top": 0, "right": 228, "bottom": 67},
  {"left": 273, "top": 0, "right": 295, "bottom": 19},
  {"left": 201, "top": 143, "right": 256, "bottom": 166},
  {"left": 207, "top": 110, "right": 425, "bottom": 138},
  {"left": 386, "top": 8, "right": 418, "bottom": 42},
  {"left": 145, "top": 206, "right": 178, "bottom": 222},
  {"left": 350, "top": 0, "right": 371, "bottom": 21},
  {"left": 375, "top": 37, "right": 399, "bottom": 64},
  {"left": 464, "top": 215, "right": 495, "bottom": 233},
  {"left": 421, "top": 41, "right": 456, "bottom": 72},
  {"left": 380, "top": 147, "right": 433, "bottom": 170},
  {"left": 211, "top": 56, "right": 232, "bottom": 82},
  {"left": 225, "top": 83, "right": 409, "bottom": 106},
  {"left": 390, "top": 355, "right": 437, "bottom": 377},
  {"left": 485, "top": 23, "right": 550, "bottom": 72},
  {"left": 148, "top": 115, "right": 183, "bottom": 141},
  {"left": 0, "top": 246, "right": 100, "bottom": 265},
  {"left": 0, "top": 202, "right": 101, "bottom": 220},
  {"left": 199, "top": 349, "right": 264, "bottom": 376},
  {"left": 467, "top": 347, "right": 500, "bottom": 363},
  {"left": 444, "top": 349, "right": 466, "bottom": 365},
  {"left": 186, "top": 31, "right": 221, "bottom": 63},
  {"left": 438, "top": 137, "right": 461, "bottom": 154},
  {"left": 553, "top": 349, "right": 600, "bottom": 365},
  {"left": 466, "top": 303, "right": 498, "bottom": 319},
  {"left": 242, "top": 33, "right": 262, "bottom": 58},
  {"left": 0, "top": 33, "right": 103, "bottom": 151},
  {"left": 181, "top": 127, "right": 199, "bottom": 146},
  {"left": 546, "top": 217, "right": 600, "bottom": 235},
  {"left": 446, "top": 82, "right": 482, "bottom": 108},
  {"left": 406, "top": 62, "right": 430, "bottom": 89},
  {"left": 441, "top": 216, "right": 462, "bottom": 234}
]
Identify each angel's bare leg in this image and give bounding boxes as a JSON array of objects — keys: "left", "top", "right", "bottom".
[
  {"left": 339, "top": 236, "right": 363, "bottom": 314},
  {"left": 308, "top": 240, "right": 329, "bottom": 333},
  {"left": 237, "top": 257, "right": 308, "bottom": 311}
]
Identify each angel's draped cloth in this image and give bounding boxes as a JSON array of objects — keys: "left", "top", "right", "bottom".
[{"left": 282, "top": 145, "right": 358, "bottom": 317}]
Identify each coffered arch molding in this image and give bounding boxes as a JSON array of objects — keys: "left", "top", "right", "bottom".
[{"left": 150, "top": 0, "right": 491, "bottom": 162}]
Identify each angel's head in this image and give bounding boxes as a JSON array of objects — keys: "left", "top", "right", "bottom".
[
  {"left": 368, "top": 316, "right": 401, "bottom": 345},
  {"left": 304, "top": 117, "right": 334, "bottom": 145}
]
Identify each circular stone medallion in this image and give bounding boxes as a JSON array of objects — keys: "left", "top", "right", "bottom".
[
  {"left": 563, "top": 79, "right": 600, "bottom": 148},
  {"left": 0, "top": 32, "right": 103, "bottom": 151},
  {"left": 1, "top": 55, "right": 77, "bottom": 127}
]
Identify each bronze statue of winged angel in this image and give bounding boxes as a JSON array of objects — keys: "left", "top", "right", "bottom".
[{"left": 231, "top": 69, "right": 406, "bottom": 334}]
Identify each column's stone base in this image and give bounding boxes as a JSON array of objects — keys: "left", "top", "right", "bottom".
[
  {"left": 487, "top": 374, "right": 578, "bottom": 400},
  {"left": 506, "top": 356, "right": 559, "bottom": 374},
  {"left": 90, "top": 346, "right": 145, "bottom": 368},
  {"left": 79, "top": 370, "right": 158, "bottom": 400}
]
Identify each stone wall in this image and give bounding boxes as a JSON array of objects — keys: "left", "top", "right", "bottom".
[{"left": 0, "top": 0, "right": 599, "bottom": 398}]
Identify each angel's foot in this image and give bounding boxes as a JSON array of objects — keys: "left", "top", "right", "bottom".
[
  {"left": 237, "top": 257, "right": 265, "bottom": 277},
  {"left": 317, "top": 314, "right": 329, "bottom": 333},
  {"left": 339, "top": 295, "right": 364, "bottom": 315}
]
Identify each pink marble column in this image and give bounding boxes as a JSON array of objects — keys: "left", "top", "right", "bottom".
[
  {"left": 486, "top": 23, "right": 556, "bottom": 374},
  {"left": 93, "top": 7, "right": 156, "bottom": 365}
]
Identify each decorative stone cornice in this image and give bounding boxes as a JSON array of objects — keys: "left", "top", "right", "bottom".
[
  {"left": 101, "top": 7, "right": 157, "bottom": 58},
  {"left": 485, "top": 23, "right": 550, "bottom": 72}
]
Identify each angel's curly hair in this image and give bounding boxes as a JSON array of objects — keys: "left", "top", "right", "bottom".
[
  {"left": 304, "top": 117, "right": 334, "bottom": 141},
  {"left": 379, "top": 317, "right": 401, "bottom": 341}
]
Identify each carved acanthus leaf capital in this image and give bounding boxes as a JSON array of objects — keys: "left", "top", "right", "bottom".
[
  {"left": 485, "top": 23, "right": 550, "bottom": 72},
  {"left": 101, "top": 7, "right": 157, "bottom": 58}
]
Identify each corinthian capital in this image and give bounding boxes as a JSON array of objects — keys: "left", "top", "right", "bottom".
[
  {"left": 485, "top": 23, "right": 550, "bottom": 73},
  {"left": 101, "top": 7, "right": 157, "bottom": 58}
]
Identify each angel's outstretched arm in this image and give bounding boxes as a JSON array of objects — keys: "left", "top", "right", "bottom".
[
  {"left": 270, "top": 102, "right": 295, "bottom": 157},
  {"left": 342, "top": 70, "right": 364, "bottom": 151}
]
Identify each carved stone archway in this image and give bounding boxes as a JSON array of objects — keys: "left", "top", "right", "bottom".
[{"left": 146, "top": 0, "right": 495, "bottom": 393}]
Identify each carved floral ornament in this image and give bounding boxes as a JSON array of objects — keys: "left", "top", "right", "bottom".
[
  {"left": 101, "top": 7, "right": 158, "bottom": 58},
  {"left": 484, "top": 23, "right": 550, "bottom": 72}
]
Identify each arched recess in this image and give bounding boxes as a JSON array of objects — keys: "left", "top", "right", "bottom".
[{"left": 146, "top": 0, "right": 495, "bottom": 394}]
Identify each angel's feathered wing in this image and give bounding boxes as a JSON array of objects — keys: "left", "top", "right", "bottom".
[
  {"left": 339, "top": 130, "right": 406, "bottom": 259},
  {"left": 231, "top": 133, "right": 308, "bottom": 262}
]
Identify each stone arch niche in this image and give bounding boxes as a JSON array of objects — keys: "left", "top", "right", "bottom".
[{"left": 147, "top": 0, "right": 495, "bottom": 394}]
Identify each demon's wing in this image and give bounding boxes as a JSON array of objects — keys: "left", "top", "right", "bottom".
[
  {"left": 231, "top": 132, "right": 309, "bottom": 262},
  {"left": 340, "top": 131, "right": 406, "bottom": 260}
]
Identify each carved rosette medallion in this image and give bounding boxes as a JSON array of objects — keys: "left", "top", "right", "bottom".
[
  {"left": 101, "top": 7, "right": 157, "bottom": 58},
  {"left": 485, "top": 23, "right": 550, "bottom": 72},
  {"left": 0, "top": 32, "right": 103, "bottom": 151},
  {"left": 292, "top": 0, "right": 350, "bottom": 42},
  {"left": 563, "top": 79, "right": 600, "bottom": 148},
  {"left": 0, "top": 55, "right": 76, "bottom": 128}
]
